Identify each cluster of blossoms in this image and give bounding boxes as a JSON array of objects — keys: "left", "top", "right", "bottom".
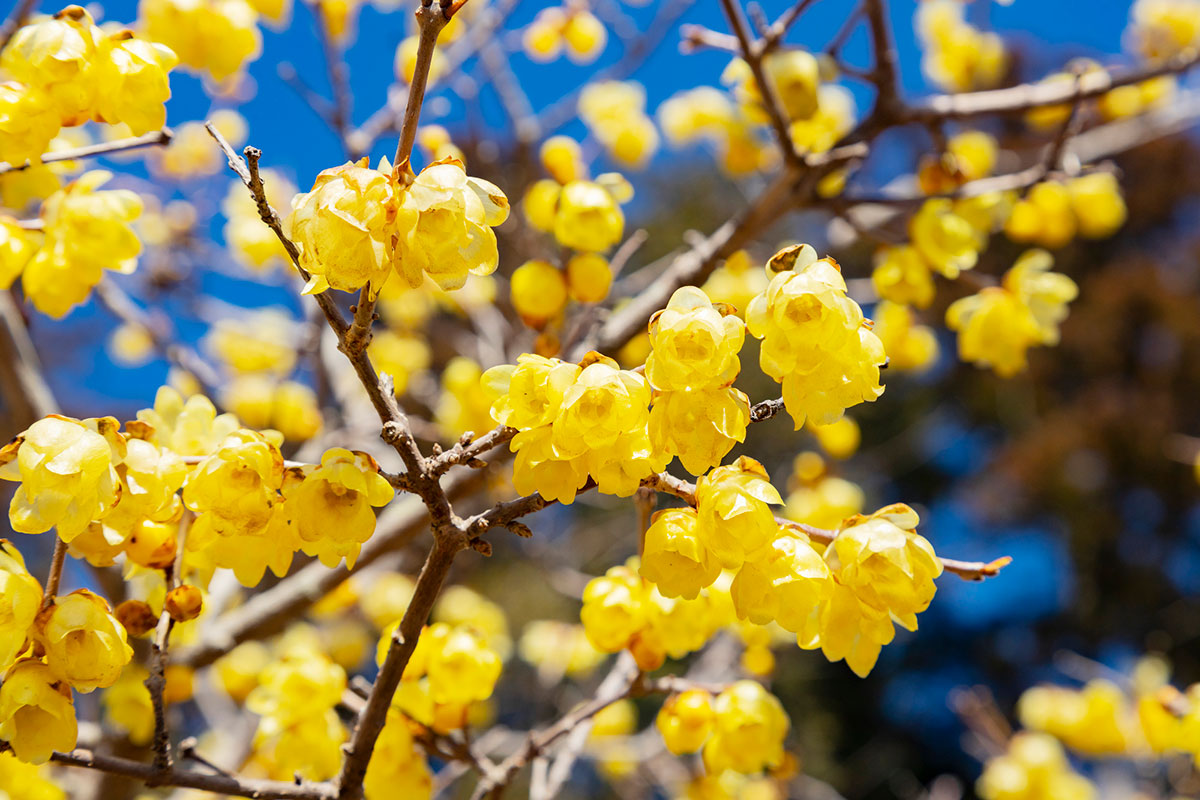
[
  {"left": 580, "top": 559, "right": 726, "bottom": 672},
  {"left": 522, "top": 5, "right": 607, "bottom": 65},
  {"left": 1005, "top": 174, "right": 1128, "bottom": 250},
  {"left": 1, "top": 6, "right": 176, "bottom": 164},
  {"left": 656, "top": 681, "right": 790, "bottom": 776},
  {"left": 635, "top": 452, "right": 941, "bottom": 676},
  {"left": 578, "top": 81, "right": 660, "bottom": 169},
  {"left": 285, "top": 155, "right": 509, "bottom": 296},
  {"left": 0, "top": 532, "right": 133, "bottom": 762},
  {"left": 245, "top": 640, "right": 348, "bottom": 781},
  {"left": 1015, "top": 657, "right": 1200, "bottom": 762},
  {"left": 947, "top": 249, "right": 1078, "bottom": 377},
  {"left": 746, "top": 244, "right": 886, "bottom": 429},
  {"left": 377, "top": 620, "right": 502, "bottom": 733},
  {"left": 1130, "top": 0, "right": 1200, "bottom": 64},
  {"left": 522, "top": 135, "right": 631, "bottom": 264},
  {"left": 646, "top": 287, "right": 750, "bottom": 476},
  {"left": 915, "top": 0, "right": 1007, "bottom": 92},
  {"left": 977, "top": 733, "right": 1097, "bottom": 800},
  {"left": 484, "top": 351, "right": 666, "bottom": 503},
  {"left": 206, "top": 310, "right": 323, "bottom": 442},
  {"left": 139, "top": 0, "right": 262, "bottom": 82},
  {"left": 1, "top": 171, "right": 142, "bottom": 318}
]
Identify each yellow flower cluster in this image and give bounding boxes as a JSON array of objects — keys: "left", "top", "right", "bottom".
[
  {"left": 378, "top": 621, "right": 502, "bottom": 733},
  {"left": 1, "top": 6, "right": 176, "bottom": 165},
  {"left": 246, "top": 641, "right": 347, "bottom": 781},
  {"left": 916, "top": 0, "right": 1007, "bottom": 92},
  {"left": 658, "top": 87, "right": 772, "bottom": 175},
  {"left": 518, "top": 620, "right": 605, "bottom": 679},
  {"left": 139, "top": 0, "right": 261, "bottom": 81},
  {"left": 1131, "top": 0, "right": 1200, "bottom": 63},
  {"left": 581, "top": 560, "right": 723, "bottom": 671},
  {"left": 364, "top": 709, "right": 433, "bottom": 800},
  {"left": 702, "top": 250, "right": 770, "bottom": 316},
  {"left": 977, "top": 732, "right": 1097, "bottom": 800},
  {"left": 484, "top": 351, "right": 667, "bottom": 503},
  {"left": 1015, "top": 659, "right": 1200, "bottom": 762},
  {"left": 723, "top": 49, "right": 821, "bottom": 124},
  {"left": 1005, "top": 174, "right": 1128, "bottom": 248},
  {"left": 523, "top": 142, "right": 629, "bottom": 254},
  {"left": 646, "top": 287, "right": 750, "bottom": 475},
  {"left": 746, "top": 244, "right": 886, "bottom": 428},
  {"left": 872, "top": 300, "right": 939, "bottom": 372},
  {"left": 0, "top": 542, "right": 131, "bottom": 763},
  {"left": 947, "top": 250, "right": 1078, "bottom": 377},
  {"left": 578, "top": 81, "right": 660, "bottom": 169},
  {"left": 286, "top": 156, "right": 509, "bottom": 296},
  {"left": 522, "top": 6, "right": 606, "bottom": 65},
  {"left": 9, "top": 171, "right": 143, "bottom": 318},
  {"left": 657, "top": 681, "right": 790, "bottom": 775}
]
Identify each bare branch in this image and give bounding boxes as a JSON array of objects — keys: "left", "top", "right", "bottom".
[{"left": 0, "top": 129, "right": 173, "bottom": 175}]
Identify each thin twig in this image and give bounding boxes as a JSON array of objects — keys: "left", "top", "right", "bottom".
[
  {"left": 0, "top": 129, "right": 172, "bottom": 175},
  {"left": 42, "top": 537, "right": 67, "bottom": 605}
]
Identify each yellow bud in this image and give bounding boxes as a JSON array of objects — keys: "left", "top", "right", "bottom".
[
  {"left": 165, "top": 584, "right": 204, "bottom": 622},
  {"left": 510, "top": 260, "right": 568, "bottom": 327}
]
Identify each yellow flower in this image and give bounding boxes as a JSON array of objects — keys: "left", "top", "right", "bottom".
[
  {"left": 646, "top": 286, "right": 745, "bottom": 392},
  {"left": 702, "top": 680, "right": 789, "bottom": 774},
  {"left": 286, "top": 160, "right": 398, "bottom": 296},
  {"left": 102, "top": 664, "right": 155, "bottom": 745},
  {"left": 910, "top": 198, "right": 983, "bottom": 278},
  {"left": 731, "top": 528, "right": 831, "bottom": 641},
  {"left": 214, "top": 640, "right": 270, "bottom": 703},
  {"left": 1002, "top": 249, "right": 1078, "bottom": 345},
  {"left": 36, "top": 589, "right": 133, "bottom": 693},
  {"left": 561, "top": 9, "right": 606, "bottom": 64},
  {"left": 789, "top": 84, "right": 856, "bottom": 155},
  {"left": 433, "top": 357, "right": 494, "bottom": 439},
  {"left": 872, "top": 300, "right": 939, "bottom": 372},
  {"left": 253, "top": 708, "right": 346, "bottom": 781},
  {"left": 578, "top": 81, "right": 660, "bottom": 169},
  {"left": 580, "top": 563, "right": 649, "bottom": 653},
  {"left": 1132, "top": 0, "right": 1200, "bottom": 63},
  {"left": 872, "top": 244, "right": 936, "bottom": 309},
  {"left": 363, "top": 709, "right": 433, "bottom": 800},
  {"left": 695, "top": 457, "right": 783, "bottom": 570},
  {"left": 152, "top": 115, "right": 246, "bottom": 179},
  {"left": 1066, "top": 172, "right": 1127, "bottom": 239},
  {"left": 977, "top": 732, "right": 1098, "bottom": 800},
  {"left": 827, "top": 504, "right": 942, "bottom": 631},
  {"left": 517, "top": 621, "right": 604, "bottom": 678},
  {"left": 1017, "top": 680, "right": 1134, "bottom": 756},
  {"left": 552, "top": 357, "right": 650, "bottom": 458},
  {"left": 784, "top": 458, "right": 864, "bottom": 530},
  {"left": 93, "top": 31, "right": 177, "bottom": 135},
  {"left": 0, "top": 659, "right": 77, "bottom": 765},
  {"left": 0, "top": 82, "right": 61, "bottom": 171},
  {"left": 510, "top": 259, "right": 568, "bottom": 327},
  {"left": 0, "top": 542, "right": 41, "bottom": 672},
  {"left": 539, "top": 136, "right": 586, "bottom": 185},
  {"left": 701, "top": 250, "right": 770, "bottom": 316},
  {"left": 139, "top": 0, "right": 262, "bottom": 82},
  {"left": 649, "top": 386, "right": 750, "bottom": 476},
  {"left": 1, "top": 6, "right": 102, "bottom": 126},
  {"left": 1004, "top": 182, "right": 1077, "bottom": 249},
  {"left": 0, "top": 217, "right": 39, "bottom": 289},
  {"left": 182, "top": 429, "right": 284, "bottom": 538},
  {"left": 553, "top": 179, "right": 625, "bottom": 252},
  {"left": 657, "top": 689, "right": 715, "bottom": 755},
  {"left": 725, "top": 50, "right": 819, "bottom": 123},
  {"left": 0, "top": 415, "right": 125, "bottom": 540},
  {"left": 916, "top": 0, "right": 1007, "bottom": 92},
  {"left": 291, "top": 448, "right": 394, "bottom": 569},
  {"left": 807, "top": 580, "right": 894, "bottom": 677},
  {"left": 394, "top": 159, "right": 509, "bottom": 291},
  {"left": 485, "top": 354, "right": 580, "bottom": 430},
  {"left": 246, "top": 648, "right": 346, "bottom": 727},
  {"left": 134, "top": 386, "right": 240, "bottom": 457},
  {"left": 423, "top": 623, "right": 502, "bottom": 706},
  {"left": 23, "top": 171, "right": 142, "bottom": 318},
  {"left": 639, "top": 508, "right": 720, "bottom": 599},
  {"left": 745, "top": 246, "right": 885, "bottom": 428},
  {"left": 945, "top": 287, "right": 1036, "bottom": 376},
  {"left": 0, "top": 750, "right": 65, "bottom": 800},
  {"left": 566, "top": 252, "right": 613, "bottom": 303}
]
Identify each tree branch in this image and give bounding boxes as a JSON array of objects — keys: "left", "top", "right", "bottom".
[{"left": 0, "top": 129, "right": 173, "bottom": 175}]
